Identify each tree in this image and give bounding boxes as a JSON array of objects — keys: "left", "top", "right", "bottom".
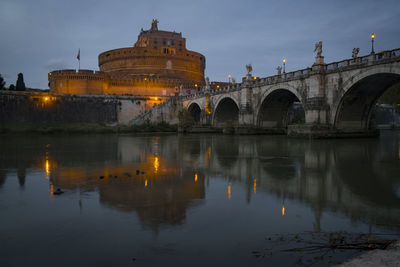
[
  {"left": 9, "top": 84, "right": 15, "bottom": 90},
  {"left": 178, "top": 109, "right": 195, "bottom": 133},
  {"left": 16, "top": 73, "right": 26, "bottom": 91},
  {"left": 0, "top": 73, "right": 5, "bottom": 90}
]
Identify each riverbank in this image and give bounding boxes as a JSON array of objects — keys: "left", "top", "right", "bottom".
[
  {"left": 0, "top": 122, "right": 178, "bottom": 134},
  {"left": 338, "top": 241, "right": 400, "bottom": 266}
]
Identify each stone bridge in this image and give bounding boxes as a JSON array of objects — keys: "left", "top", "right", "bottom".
[{"left": 177, "top": 48, "right": 400, "bottom": 136}]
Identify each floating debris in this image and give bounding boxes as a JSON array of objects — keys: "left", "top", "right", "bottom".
[{"left": 53, "top": 188, "right": 64, "bottom": 195}]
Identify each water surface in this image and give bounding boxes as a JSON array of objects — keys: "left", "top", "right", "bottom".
[{"left": 1, "top": 132, "right": 400, "bottom": 266}]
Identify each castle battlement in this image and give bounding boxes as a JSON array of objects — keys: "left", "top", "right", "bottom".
[{"left": 49, "top": 20, "right": 205, "bottom": 97}]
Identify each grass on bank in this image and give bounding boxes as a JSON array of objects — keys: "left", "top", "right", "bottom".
[{"left": 0, "top": 122, "right": 178, "bottom": 134}]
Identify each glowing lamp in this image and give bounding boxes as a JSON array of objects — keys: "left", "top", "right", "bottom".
[{"left": 370, "top": 33, "right": 375, "bottom": 53}]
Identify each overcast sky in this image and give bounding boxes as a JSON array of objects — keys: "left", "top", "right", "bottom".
[{"left": 0, "top": 0, "right": 399, "bottom": 89}]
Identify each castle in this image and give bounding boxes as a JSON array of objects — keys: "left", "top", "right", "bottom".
[{"left": 48, "top": 20, "right": 205, "bottom": 97}]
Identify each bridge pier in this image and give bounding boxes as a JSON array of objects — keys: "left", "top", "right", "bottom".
[
  {"left": 238, "top": 85, "right": 254, "bottom": 126},
  {"left": 200, "top": 111, "right": 212, "bottom": 125}
]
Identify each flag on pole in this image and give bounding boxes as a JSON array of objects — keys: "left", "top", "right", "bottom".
[{"left": 77, "top": 49, "right": 80, "bottom": 61}]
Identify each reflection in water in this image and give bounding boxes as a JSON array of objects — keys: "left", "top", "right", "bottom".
[
  {"left": 49, "top": 180, "right": 54, "bottom": 195},
  {"left": 0, "top": 133, "right": 399, "bottom": 234},
  {"left": 1, "top": 133, "right": 400, "bottom": 266},
  {"left": 153, "top": 156, "right": 159, "bottom": 173},
  {"left": 45, "top": 159, "right": 50, "bottom": 179}
]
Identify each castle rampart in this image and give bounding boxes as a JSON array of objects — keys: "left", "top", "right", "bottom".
[{"left": 48, "top": 20, "right": 205, "bottom": 97}]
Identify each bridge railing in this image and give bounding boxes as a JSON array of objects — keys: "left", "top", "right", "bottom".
[{"left": 325, "top": 48, "right": 400, "bottom": 72}]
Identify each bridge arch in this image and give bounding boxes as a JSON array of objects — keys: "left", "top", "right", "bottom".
[
  {"left": 213, "top": 96, "right": 240, "bottom": 127},
  {"left": 256, "top": 85, "right": 305, "bottom": 131},
  {"left": 333, "top": 66, "right": 400, "bottom": 131},
  {"left": 188, "top": 102, "right": 202, "bottom": 123}
]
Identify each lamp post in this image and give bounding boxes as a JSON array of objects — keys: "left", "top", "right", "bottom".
[
  {"left": 371, "top": 33, "right": 375, "bottom": 54},
  {"left": 228, "top": 74, "right": 231, "bottom": 83},
  {"left": 282, "top": 58, "right": 286, "bottom": 73}
]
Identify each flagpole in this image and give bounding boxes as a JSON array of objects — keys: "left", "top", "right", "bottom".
[{"left": 77, "top": 49, "right": 80, "bottom": 71}]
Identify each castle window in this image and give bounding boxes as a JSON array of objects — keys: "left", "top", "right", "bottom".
[
  {"left": 171, "top": 40, "right": 175, "bottom": 45},
  {"left": 163, "top": 48, "right": 175, "bottom": 55},
  {"left": 179, "top": 41, "right": 182, "bottom": 46},
  {"left": 166, "top": 60, "right": 172, "bottom": 69},
  {"left": 163, "top": 39, "right": 166, "bottom": 45}
]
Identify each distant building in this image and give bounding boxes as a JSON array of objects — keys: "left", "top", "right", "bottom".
[{"left": 48, "top": 20, "right": 205, "bottom": 96}]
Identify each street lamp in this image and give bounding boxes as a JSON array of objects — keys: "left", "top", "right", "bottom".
[
  {"left": 371, "top": 33, "right": 375, "bottom": 54},
  {"left": 228, "top": 74, "right": 231, "bottom": 83},
  {"left": 282, "top": 58, "right": 286, "bottom": 73}
]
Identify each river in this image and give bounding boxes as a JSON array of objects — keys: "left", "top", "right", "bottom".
[{"left": 1, "top": 131, "right": 400, "bottom": 266}]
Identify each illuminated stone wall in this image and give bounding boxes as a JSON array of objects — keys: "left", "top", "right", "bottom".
[{"left": 0, "top": 91, "right": 161, "bottom": 125}]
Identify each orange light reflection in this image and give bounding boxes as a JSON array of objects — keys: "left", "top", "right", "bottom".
[
  {"left": 282, "top": 204, "right": 285, "bottom": 216},
  {"left": 45, "top": 159, "right": 50, "bottom": 179},
  {"left": 154, "top": 156, "right": 159, "bottom": 173}
]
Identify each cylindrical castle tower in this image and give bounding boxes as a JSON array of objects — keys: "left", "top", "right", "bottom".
[{"left": 49, "top": 20, "right": 205, "bottom": 96}]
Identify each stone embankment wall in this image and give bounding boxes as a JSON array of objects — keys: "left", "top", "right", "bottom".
[
  {"left": 0, "top": 91, "right": 159, "bottom": 125},
  {"left": 132, "top": 97, "right": 181, "bottom": 124}
]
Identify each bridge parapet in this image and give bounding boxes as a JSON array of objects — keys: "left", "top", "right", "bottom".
[{"left": 325, "top": 48, "right": 400, "bottom": 73}]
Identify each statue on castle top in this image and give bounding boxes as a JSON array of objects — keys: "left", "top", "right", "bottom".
[
  {"left": 276, "top": 66, "right": 282, "bottom": 75},
  {"left": 314, "top": 41, "right": 323, "bottom": 57},
  {"left": 246, "top": 64, "right": 253, "bottom": 75},
  {"left": 352, "top": 48, "right": 360, "bottom": 59},
  {"left": 151, "top": 19, "right": 159, "bottom": 31}
]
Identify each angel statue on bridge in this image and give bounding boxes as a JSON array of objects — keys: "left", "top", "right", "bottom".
[
  {"left": 352, "top": 48, "right": 360, "bottom": 59},
  {"left": 314, "top": 41, "right": 323, "bottom": 57},
  {"left": 246, "top": 64, "right": 253, "bottom": 75},
  {"left": 205, "top": 77, "right": 210, "bottom": 90},
  {"left": 276, "top": 66, "right": 282, "bottom": 75}
]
